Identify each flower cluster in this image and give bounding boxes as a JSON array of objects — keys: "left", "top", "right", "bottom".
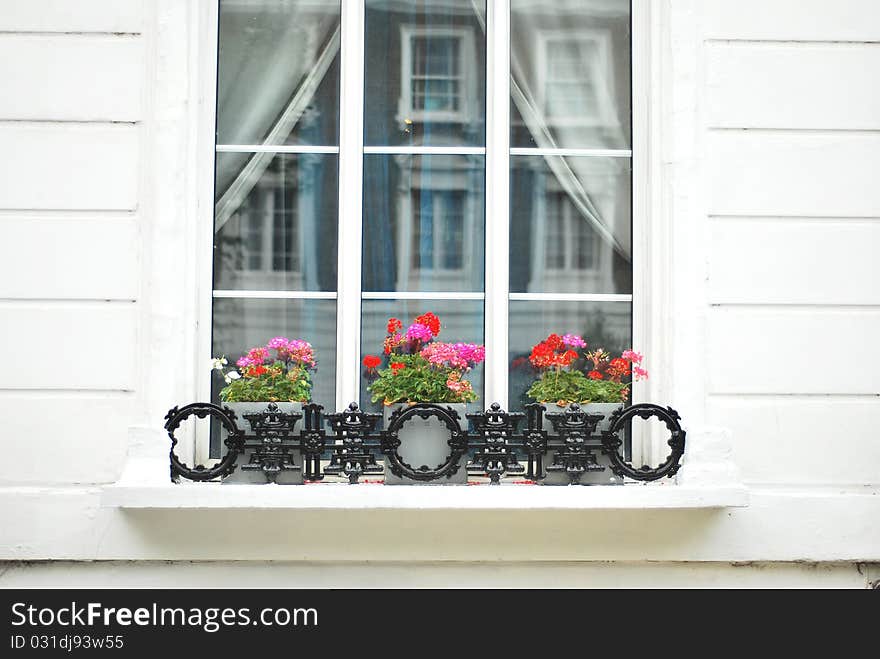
[
  {"left": 420, "top": 341, "right": 485, "bottom": 371},
  {"left": 528, "top": 333, "right": 586, "bottom": 370},
  {"left": 365, "top": 312, "right": 483, "bottom": 404},
  {"left": 214, "top": 336, "right": 316, "bottom": 403},
  {"left": 525, "top": 331, "right": 648, "bottom": 405}
]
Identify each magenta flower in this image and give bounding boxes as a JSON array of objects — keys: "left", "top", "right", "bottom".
[
  {"left": 266, "top": 336, "right": 289, "bottom": 350},
  {"left": 454, "top": 342, "right": 485, "bottom": 367},
  {"left": 406, "top": 322, "right": 433, "bottom": 343},
  {"left": 236, "top": 356, "right": 252, "bottom": 369},
  {"left": 562, "top": 334, "right": 587, "bottom": 349},
  {"left": 246, "top": 347, "right": 268, "bottom": 365}
]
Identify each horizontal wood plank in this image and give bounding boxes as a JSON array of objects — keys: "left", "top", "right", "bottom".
[
  {"left": 708, "top": 308, "right": 880, "bottom": 394},
  {"left": 709, "top": 219, "right": 880, "bottom": 305},
  {"left": 0, "top": 217, "right": 139, "bottom": 300},
  {"left": 707, "top": 43, "right": 880, "bottom": 129},
  {"left": 707, "top": 131, "right": 880, "bottom": 217},
  {"left": 0, "top": 396, "right": 132, "bottom": 485},
  {"left": 0, "top": 124, "right": 139, "bottom": 210},
  {"left": 703, "top": 0, "right": 880, "bottom": 42},
  {"left": 708, "top": 397, "right": 880, "bottom": 485},
  {"left": 0, "top": 0, "right": 144, "bottom": 33},
  {"left": 0, "top": 304, "right": 137, "bottom": 390},
  {"left": 0, "top": 35, "right": 143, "bottom": 121}
]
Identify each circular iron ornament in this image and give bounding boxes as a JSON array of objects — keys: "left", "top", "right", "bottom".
[
  {"left": 165, "top": 402, "right": 242, "bottom": 482},
  {"left": 601, "top": 404, "right": 686, "bottom": 481},
  {"left": 383, "top": 404, "right": 467, "bottom": 482}
]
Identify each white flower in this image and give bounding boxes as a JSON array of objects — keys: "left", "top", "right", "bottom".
[
  {"left": 227, "top": 371, "right": 241, "bottom": 381},
  {"left": 212, "top": 357, "right": 228, "bottom": 371}
]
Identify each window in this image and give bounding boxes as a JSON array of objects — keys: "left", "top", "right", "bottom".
[{"left": 211, "top": 0, "right": 633, "bottom": 419}]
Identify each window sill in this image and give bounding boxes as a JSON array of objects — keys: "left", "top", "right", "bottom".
[{"left": 100, "top": 481, "right": 749, "bottom": 511}]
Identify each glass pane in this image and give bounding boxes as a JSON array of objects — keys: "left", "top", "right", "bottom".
[
  {"left": 214, "top": 153, "right": 338, "bottom": 292},
  {"left": 212, "top": 298, "right": 337, "bottom": 413},
  {"left": 509, "top": 155, "right": 631, "bottom": 295},
  {"left": 510, "top": 0, "right": 631, "bottom": 150},
  {"left": 360, "top": 299, "right": 485, "bottom": 415},
  {"left": 363, "top": 154, "right": 485, "bottom": 292},
  {"left": 508, "top": 300, "right": 632, "bottom": 412},
  {"left": 217, "top": 0, "right": 340, "bottom": 146},
  {"left": 364, "top": 0, "right": 486, "bottom": 147}
]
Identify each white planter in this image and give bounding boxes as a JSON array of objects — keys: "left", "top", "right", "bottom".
[
  {"left": 383, "top": 403, "right": 469, "bottom": 485},
  {"left": 223, "top": 402, "right": 304, "bottom": 485},
  {"left": 542, "top": 402, "right": 624, "bottom": 486}
]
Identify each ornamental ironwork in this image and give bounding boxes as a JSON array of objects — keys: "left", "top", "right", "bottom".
[{"left": 168, "top": 400, "right": 687, "bottom": 486}]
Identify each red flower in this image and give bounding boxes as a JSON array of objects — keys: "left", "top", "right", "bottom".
[
  {"left": 545, "top": 334, "right": 564, "bottom": 351},
  {"left": 607, "top": 357, "right": 631, "bottom": 380},
  {"left": 588, "top": 370, "right": 603, "bottom": 380},
  {"left": 390, "top": 362, "right": 406, "bottom": 375},
  {"left": 416, "top": 312, "right": 441, "bottom": 337},
  {"left": 387, "top": 318, "right": 402, "bottom": 334},
  {"left": 362, "top": 355, "right": 381, "bottom": 369},
  {"left": 563, "top": 350, "right": 579, "bottom": 363},
  {"left": 246, "top": 364, "right": 268, "bottom": 378}
]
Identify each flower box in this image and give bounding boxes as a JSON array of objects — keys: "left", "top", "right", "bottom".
[
  {"left": 542, "top": 402, "right": 623, "bottom": 486},
  {"left": 223, "top": 402, "right": 304, "bottom": 485}
]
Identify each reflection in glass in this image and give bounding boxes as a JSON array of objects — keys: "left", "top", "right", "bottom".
[
  {"left": 510, "top": 0, "right": 631, "bottom": 150},
  {"left": 364, "top": 0, "right": 486, "bottom": 147},
  {"left": 510, "top": 155, "right": 631, "bottom": 295},
  {"left": 508, "top": 300, "right": 632, "bottom": 412},
  {"left": 359, "top": 299, "right": 485, "bottom": 414},
  {"left": 214, "top": 154, "right": 338, "bottom": 292},
  {"left": 212, "top": 298, "right": 337, "bottom": 413},
  {"left": 216, "top": 0, "right": 341, "bottom": 146},
  {"left": 363, "top": 154, "right": 485, "bottom": 292}
]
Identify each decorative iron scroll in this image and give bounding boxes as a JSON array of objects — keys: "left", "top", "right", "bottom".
[
  {"left": 602, "top": 404, "right": 687, "bottom": 481},
  {"left": 167, "top": 400, "right": 687, "bottom": 485}
]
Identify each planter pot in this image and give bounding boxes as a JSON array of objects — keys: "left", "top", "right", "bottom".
[
  {"left": 542, "top": 402, "right": 624, "bottom": 486},
  {"left": 383, "top": 403, "right": 469, "bottom": 485},
  {"left": 223, "top": 402, "right": 303, "bottom": 485}
]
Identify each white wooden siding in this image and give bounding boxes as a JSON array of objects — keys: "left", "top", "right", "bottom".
[
  {"left": 708, "top": 219, "right": 880, "bottom": 305},
  {"left": 0, "top": 0, "right": 145, "bottom": 34},
  {"left": 704, "top": 0, "right": 880, "bottom": 494},
  {"left": 0, "top": 124, "right": 139, "bottom": 210},
  {"left": 0, "top": 217, "right": 139, "bottom": 300},
  {"left": 0, "top": 35, "right": 144, "bottom": 121},
  {"left": 703, "top": 0, "right": 880, "bottom": 42},
  {"left": 707, "top": 131, "right": 880, "bottom": 217},
  {"left": 707, "top": 43, "right": 880, "bottom": 130},
  {"left": 0, "top": 304, "right": 138, "bottom": 390}
]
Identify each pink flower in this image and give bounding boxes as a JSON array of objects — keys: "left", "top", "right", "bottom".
[
  {"left": 246, "top": 347, "right": 269, "bottom": 365},
  {"left": 266, "top": 336, "right": 289, "bottom": 350},
  {"left": 445, "top": 372, "right": 473, "bottom": 395},
  {"left": 633, "top": 366, "right": 649, "bottom": 381},
  {"left": 454, "top": 343, "right": 485, "bottom": 367},
  {"left": 236, "top": 356, "right": 252, "bottom": 369},
  {"left": 406, "top": 322, "right": 433, "bottom": 343},
  {"left": 622, "top": 349, "right": 643, "bottom": 365},
  {"left": 562, "top": 334, "right": 587, "bottom": 349}
]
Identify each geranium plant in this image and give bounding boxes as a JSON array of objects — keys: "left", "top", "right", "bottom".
[
  {"left": 525, "top": 333, "right": 648, "bottom": 405},
  {"left": 213, "top": 336, "right": 316, "bottom": 403},
  {"left": 364, "top": 313, "right": 485, "bottom": 405}
]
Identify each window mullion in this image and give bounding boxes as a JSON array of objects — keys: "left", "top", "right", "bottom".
[
  {"left": 335, "top": 0, "right": 366, "bottom": 410},
  {"left": 484, "top": 0, "right": 510, "bottom": 408}
]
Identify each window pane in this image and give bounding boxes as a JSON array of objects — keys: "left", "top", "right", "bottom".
[
  {"left": 212, "top": 298, "right": 337, "bottom": 413},
  {"left": 364, "top": 0, "right": 486, "bottom": 147},
  {"left": 359, "top": 299, "right": 485, "bottom": 415},
  {"left": 508, "top": 300, "right": 632, "bottom": 412},
  {"left": 510, "top": 0, "right": 631, "bottom": 150},
  {"left": 217, "top": 0, "right": 340, "bottom": 146},
  {"left": 214, "top": 153, "right": 338, "bottom": 292},
  {"left": 509, "top": 155, "right": 631, "bottom": 295},
  {"left": 363, "top": 154, "right": 485, "bottom": 292}
]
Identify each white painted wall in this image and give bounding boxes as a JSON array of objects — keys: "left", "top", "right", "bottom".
[{"left": 0, "top": 0, "right": 878, "bottom": 586}]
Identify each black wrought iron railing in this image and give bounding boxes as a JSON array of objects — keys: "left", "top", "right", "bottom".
[{"left": 166, "top": 401, "right": 686, "bottom": 485}]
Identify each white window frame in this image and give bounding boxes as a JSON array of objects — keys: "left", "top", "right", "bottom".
[
  {"left": 536, "top": 28, "right": 620, "bottom": 129},
  {"left": 198, "top": 0, "right": 659, "bottom": 457},
  {"left": 398, "top": 25, "right": 478, "bottom": 125}
]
